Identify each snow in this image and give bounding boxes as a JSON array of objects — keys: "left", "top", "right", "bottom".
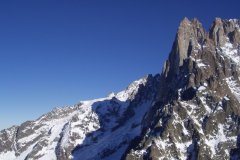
[
  {"left": 190, "top": 56, "right": 211, "bottom": 70},
  {"left": 197, "top": 63, "right": 207, "bottom": 68},
  {"left": 229, "top": 19, "right": 240, "bottom": 32},
  {"left": 199, "top": 96, "right": 211, "bottom": 114},
  {"left": 174, "top": 141, "right": 192, "bottom": 160},
  {"left": 224, "top": 96, "right": 230, "bottom": 101},
  {"left": 205, "top": 124, "right": 237, "bottom": 156},
  {"left": 226, "top": 77, "right": 240, "bottom": 102},
  {"left": 220, "top": 41, "right": 239, "bottom": 65},
  {"left": 229, "top": 19, "right": 238, "bottom": 23},
  {"left": 15, "top": 142, "right": 39, "bottom": 160},
  {"left": 73, "top": 100, "right": 153, "bottom": 160},
  {"left": 132, "top": 149, "right": 147, "bottom": 158},
  {"left": 197, "top": 43, "right": 201, "bottom": 49},
  {"left": 107, "top": 92, "right": 115, "bottom": 98},
  {"left": 0, "top": 75, "right": 154, "bottom": 160},
  {"left": 18, "top": 132, "right": 40, "bottom": 144},
  {"left": 198, "top": 86, "right": 206, "bottom": 91},
  {"left": 115, "top": 76, "right": 148, "bottom": 101},
  {"left": 1, "top": 100, "right": 102, "bottom": 160},
  {"left": 155, "top": 137, "right": 172, "bottom": 150},
  {"left": 155, "top": 136, "right": 192, "bottom": 160},
  {"left": 31, "top": 111, "right": 80, "bottom": 160},
  {"left": 178, "top": 89, "right": 182, "bottom": 100},
  {"left": 181, "top": 121, "right": 189, "bottom": 135},
  {"left": 172, "top": 111, "right": 189, "bottom": 136},
  {"left": 180, "top": 101, "right": 204, "bottom": 135},
  {"left": 0, "top": 151, "right": 16, "bottom": 160},
  {"left": 196, "top": 59, "right": 208, "bottom": 68},
  {"left": 189, "top": 56, "right": 196, "bottom": 61}
]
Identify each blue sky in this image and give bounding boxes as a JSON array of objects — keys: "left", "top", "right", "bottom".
[{"left": 0, "top": 0, "right": 239, "bottom": 130}]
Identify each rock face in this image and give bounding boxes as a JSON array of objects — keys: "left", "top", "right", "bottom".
[
  {"left": 0, "top": 18, "right": 240, "bottom": 160},
  {"left": 124, "top": 18, "right": 240, "bottom": 160}
]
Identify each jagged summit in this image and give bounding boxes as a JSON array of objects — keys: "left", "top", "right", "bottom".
[
  {"left": 1, "top": 18, "right": 240, "bottom": 160},
  {"left": 163, "top": 17, "right": 240, "bottom": 79},
  {"left": 163, "top": 17, "right": 205, "bottom": 79},
  {"left": 126, "top": 18, "right": 240, "bottom": 159}
]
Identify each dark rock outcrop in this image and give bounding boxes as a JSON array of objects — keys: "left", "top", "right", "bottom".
[{"left": 123, "top": 18, "right": 240, "bottom": 160}]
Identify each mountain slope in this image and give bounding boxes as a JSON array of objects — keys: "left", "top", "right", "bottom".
[
  {"left": 1, "top": 18, "right": 240, "bottom": 160},
  {"left": 0, "top": 75, "right": 160, "bottom": 160},
  {"left": 123, "top": 18, "right": 240, "bottom": 160}
]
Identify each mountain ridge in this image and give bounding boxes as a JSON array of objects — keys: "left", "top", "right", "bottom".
[
  {"left": 124, "top": 17, "right": 240, "bottom": 159},
  {"left": 0, "top": 74, "right": 160, "bottom": 160},
  {"left": 1, "top": 17, "right": 240, "bottom": 160}
]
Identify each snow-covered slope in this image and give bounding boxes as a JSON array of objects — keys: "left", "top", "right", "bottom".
[{"left": 0, "top": 75, "right": 160, "bottom": 160}]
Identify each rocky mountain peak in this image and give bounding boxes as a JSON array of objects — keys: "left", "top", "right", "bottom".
[
  {"left": 125, "top": 18, "right": 240, "bottom": 160},
  {"left": 209, "top": 17, "right": 226, "bottom": 46},
  {"left": 210, "top": 18, "right": 240, "bottom": 46},
  {"left": 163, "top": 18, "right": 205, "bottom": 80},
  {"left": 163, "top": 18, "right": 240, "bottom": 81},
  {"left": 179, "top": 17, "right": 191, "bottom": 26}
]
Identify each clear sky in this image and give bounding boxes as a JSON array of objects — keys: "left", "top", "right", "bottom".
[{"left": 0, "top": 0, "right": 239, "bottom": 130}]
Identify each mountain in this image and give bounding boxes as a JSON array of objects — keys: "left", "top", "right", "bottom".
[
  {"left": 1, "top": 17, "right": 240, "bottom": 160},
  {"left": 124, "top": 18, "right": 240, "bottom": 160},
  {"left": 0, "top": 75, "right": 160, "bottom": 160}
]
